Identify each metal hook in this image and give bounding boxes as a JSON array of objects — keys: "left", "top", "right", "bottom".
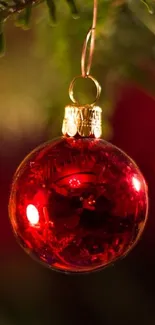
[{"left": 81, "top": 0, "right": 98, "bottom": 77}]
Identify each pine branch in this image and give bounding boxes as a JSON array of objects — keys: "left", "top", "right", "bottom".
[
  {"left": 0, "top": 0, "right": 41, "bottom": 21},
  {"left": 0, "top": 0, "right": 151, "bottom": 26},
  {"left": 0, "top": 0, "right": 78, "bottom": 22}
]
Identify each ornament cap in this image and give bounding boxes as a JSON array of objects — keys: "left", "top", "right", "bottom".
[{"left": 62, "top": 104, "right": 102, "bottom": 138}]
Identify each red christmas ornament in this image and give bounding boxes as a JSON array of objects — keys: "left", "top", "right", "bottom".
[
  {"left": 9, "top": 134, "right": 148, "bottom": 273},
  {"left": 8, "top": 0, "right": 148, "bottom": 273}
]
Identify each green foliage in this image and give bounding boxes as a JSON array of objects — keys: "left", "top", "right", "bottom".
[
  {"left": 0, "top": 0, "right": 79, "bottom": 22},
  {"left": 15, "top": 6, "right": 32, "bottom": 29}
]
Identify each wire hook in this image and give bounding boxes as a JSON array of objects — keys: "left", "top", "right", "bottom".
[{"left": 81, "top": 0, "right": 98, "bottom": 77}]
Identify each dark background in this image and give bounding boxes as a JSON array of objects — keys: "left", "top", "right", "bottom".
[{"left": 1, "top": 2, "right": 155, "bottom": 325}]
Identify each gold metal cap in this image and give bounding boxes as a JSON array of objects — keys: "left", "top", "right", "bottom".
[{"left": 62, "top": 104, "right": 102, "bottom": 138}]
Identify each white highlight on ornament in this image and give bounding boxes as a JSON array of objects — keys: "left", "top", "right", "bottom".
[
  {"left": 94, "top": 127, "right": 100, "bottom": 138},
  {"left": 69, "top": 177, "right": 81, "bottom": 188},
  {"left": 132, "top": 176, "right": 141, "bottom": 192},
  {"left": 26, "top": 204, "right": 39, "bottom": 225},
  {"left": 67, "top": 122, "right": 77, "bottom": 137}
]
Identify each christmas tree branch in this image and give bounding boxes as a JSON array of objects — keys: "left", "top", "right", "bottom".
[{"left": 0, "top": 0, "right": 78, "bottom": 21}]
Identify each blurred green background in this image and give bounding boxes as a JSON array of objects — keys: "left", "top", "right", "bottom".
[{"left": 1, "top": 1, "right": 155, "bottom": 324}]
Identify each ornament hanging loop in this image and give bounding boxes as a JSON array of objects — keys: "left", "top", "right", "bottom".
[
  {"left": 69, "top": 74, "right": 101, "bottom": 106},
  {"left": 81, "top": 0, "right": 98, "bottom": 77},
  {"left": 68, "top": 0, "right": 100, "bottom": 106}
]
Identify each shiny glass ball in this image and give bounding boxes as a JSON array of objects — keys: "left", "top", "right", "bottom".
[{"left": 9, "top": 137, "right": 148, "bottom": 273}]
